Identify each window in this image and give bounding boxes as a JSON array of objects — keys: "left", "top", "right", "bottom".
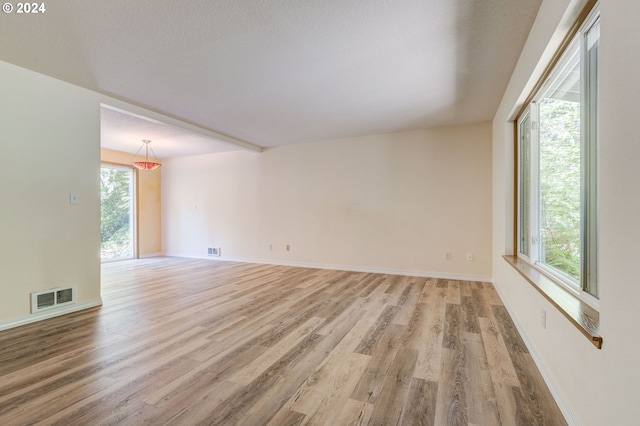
[
  {"left": 517, "top": 5, "right": 599, "bottom": 301},
  {"left": 101, "top": 164, "right": 135, "bottom": 261}
]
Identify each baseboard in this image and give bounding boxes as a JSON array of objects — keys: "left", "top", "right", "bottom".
[
  {"left": 491, "top": 281, "right": 582, "bottom": 426},
  {"left": 140, "top": 252, "right": 163, "bottom": 259},
  {"left": 0, "top": 298, "right": 103, "bottom": 332},
  {"left": 162, "top": 252, "right": 492, "bottom": 282}
]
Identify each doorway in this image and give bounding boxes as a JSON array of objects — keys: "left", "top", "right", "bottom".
[{"left": 100, "top": 164, "right": 135, "bottom": 261}]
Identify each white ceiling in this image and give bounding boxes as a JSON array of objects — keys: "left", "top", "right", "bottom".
[
  {"left": 100, "top": 106, "right": 243, "bottom": 158},
  {"left": 0, "top": 0, "right": 542, "bottom": 156}
]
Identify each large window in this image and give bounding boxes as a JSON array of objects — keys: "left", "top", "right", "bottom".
[
  {"left": 517, "top": 5, "right": 599, "bottom": 301},
  {"left": 101, "top": 164, "right": 135, "bottom": 261}
]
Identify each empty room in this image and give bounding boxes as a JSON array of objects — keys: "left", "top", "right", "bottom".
[{"left": 1, "top": 0, "right": 639, "bottom": 425}]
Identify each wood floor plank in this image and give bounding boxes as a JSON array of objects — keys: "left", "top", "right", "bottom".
[
  {"left": 494, "top": 383, "right": 519, "bottom": 426},
  {"left": 509, "top": 351, "right": 567, "bottom": 426},
  {"left": 0, "top": 258, "right": 567, "bottom": 425},
  {"left": 0, "top": 323, "right": 209, "bottom": 421},
  {"left": 302, "top": 352, "right": 371, "bottom": 425},
  {"left": 203, "top": 333, "right": 326, "bottom": 425},
  {"left": 265, "top": 408, "right": 307, "bottom": 426},
  {"left": 392, "top": 277, "right": 425, "bottom": 325},
  {"left": 141, "top": 338, "right": 268, "bottom": 407},
  {"left": 331, "top": 398, "right": 374, "bottom": 426},
  {"left": 412, "top": 285, "right": 447, "bottom": 382},
  {"left": 0, "top": 332, "right": 127, "bottom": 398},
  {"left": 434, "top": 348, "right": 468, "bottom": 426},
  {"left": 148, "top": 379, "right": 243, "bottom": 426},
  {"left": 229, "top": 316, "right": 326, "bottom": 385},
  {"left": 446, "top": 280, "right": 462, "bottom": 304},
  {"left": 367, "top": 347, "right": 418, "bottom": 425},
  {"left": 484, "top": 281, "right": 506, "bottom": 305},
  {"left": 399, "top": 378, "right": 438, "bottom": 426},
  {"left": 285, "top": 298, "right": 388, "bottom": 415},
  {"left": 235, "top": 342, "right": 334, "bottom": 426},
  {"left": 18, "top": 330, "right": 214, "bottom": 425},
  {"left": 443, "top": 303, "right": 463, "bottom": 350},
  {"left": 463, "top": 332, "right": 502, "bottom": 426},
  {"left": 492, "top": 304, "right": 529, "bottom": 354},
  {"left": 472, "top": 285, "right": 500, "bottom": 323},
  {"left": 479, "top": 317, "right": 521, "bottom": 387},
  {"left": 354, "top": 305, "right": 399, "bottom": 355},
  {"left": 366, "top": 281, "right": 391, "bottom": 300},
  {"left": 417, "top": 277, "right": 437, "bottom": 303},
  {"left": 461, "top": 295, "right": 484, "bottom": 333},
  {"left": 351, "top": 323, "right": 403, "bottom": 404},
  {"left": 253, "top": 286, "right": 342, "bottom": 348}
]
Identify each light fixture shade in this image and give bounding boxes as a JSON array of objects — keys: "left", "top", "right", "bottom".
[
  {"left": 132, "top": 161, "right": 161, "bottom": 171},
  {"left": 131, "top": 139, "right": 161, "bottom": 171}
]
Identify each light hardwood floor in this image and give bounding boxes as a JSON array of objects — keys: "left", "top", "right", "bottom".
[{"left": 0, "top": 257, "right": 566, "bottom": 425}]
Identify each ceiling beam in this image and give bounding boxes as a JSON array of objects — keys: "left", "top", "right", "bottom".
[{"left": 100, "top": 101, "right": 263, "bottom": 153}]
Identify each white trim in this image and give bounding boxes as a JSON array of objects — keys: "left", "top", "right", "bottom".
[
  {"left": 492, "top": 281, "right": 582, "bottom": 426},
  {"left": 101, "top": 256, "right": 135, "bottom": 263},
  {"left": 139, "top": 252, "right": 164, "bottom": 259},
  {"left": 100, "top": 103, "right": 262, "bottom": 153},
  {"left": 580, "top": 290, "right": 599, "bottom": 310},
  {"left": 0, "top": 298, "right": 103, "bottom": 332},
  {"left": 162, "top": 252, "right": 492, "bottom": 282}
]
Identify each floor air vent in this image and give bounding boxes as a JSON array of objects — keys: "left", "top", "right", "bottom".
[
  {"left": 208, "top": 247, "right": 221, "bottom": 256},
  {"left": 31, "top": 287, "right": 75, "bottom": 313}
]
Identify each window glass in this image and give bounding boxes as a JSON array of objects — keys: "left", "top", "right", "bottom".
[{"left": 538, "top": 45, "right": 581, "bottom": 282}]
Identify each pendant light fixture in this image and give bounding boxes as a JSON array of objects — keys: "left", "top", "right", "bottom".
[{"left": 131, "top": 139, "right": 161, "bottom": 171}]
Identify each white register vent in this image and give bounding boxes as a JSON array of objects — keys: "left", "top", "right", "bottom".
[{"left": 31, "top": 287, "right": 76, "bottom": 313}]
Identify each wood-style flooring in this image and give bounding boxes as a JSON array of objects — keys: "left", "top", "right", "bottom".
[{"left": 0, "top": 257, "right": 566, "bottom": 425}]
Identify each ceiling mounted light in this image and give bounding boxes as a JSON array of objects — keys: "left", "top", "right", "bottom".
[{"left": 131, "top": 139, "right": 161, "bottom": 171}]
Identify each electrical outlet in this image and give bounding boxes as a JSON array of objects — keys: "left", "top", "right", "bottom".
[
  {"left": 466, "top": 252, "right": 473, "bottom": 261},
  {"left": 444, "top": 252, "right": 451, "bottom": 261},
  {"left": 286, "top": 244, "right": 291, "bottom": 252},
  {"left": 268, "top": 244, "right": 273, "bottom": 251}
]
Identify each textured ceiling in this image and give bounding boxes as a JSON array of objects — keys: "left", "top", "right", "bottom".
[
  {"left": 0, "top": 0, "right": 541, "bottom": 153},
  {"left": 100, "top": 107, "right": 241, "bottom": 158}
]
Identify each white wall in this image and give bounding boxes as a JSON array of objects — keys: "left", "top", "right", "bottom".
[
  {"left": 492, "top": 0, "right": 640, "bottom": 424},
  {"left": 0, "top": 60, "right": 102, "bottom": 326},
  {"left": 163, "top": 124, "right": 492, "bottom": 280},
  {"left": 0, "top": 61, "right": 184, "bottom": 329}
]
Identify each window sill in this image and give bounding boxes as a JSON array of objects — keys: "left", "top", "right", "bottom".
[{"left": 503, "top": 255, "right": 602, "bottom": 349}]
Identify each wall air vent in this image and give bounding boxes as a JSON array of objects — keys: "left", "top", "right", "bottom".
[
  {"left": 207, "top": 247, "right": 221, "bottom": 256},
  {"left": 31, "top": 287, "right": 76, "bottom": 313}
]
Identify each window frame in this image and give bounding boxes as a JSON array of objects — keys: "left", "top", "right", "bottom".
[{"left": 515, "top": 3, "right": 600, "bottom": 306}]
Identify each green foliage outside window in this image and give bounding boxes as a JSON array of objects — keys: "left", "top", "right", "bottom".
[
  {"left": 539, "top": 98, "right": 581, "bottom": 280},
  {"left": 101, "top": 168, "right": 132, "bottom": 259}
]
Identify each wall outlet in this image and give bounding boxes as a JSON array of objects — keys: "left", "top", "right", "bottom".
[
  {"left": 444, "top": 252, "right": 451, "bottom": 261},
  {"left": 466, "top": 252, "right": 473, "bottom": 261},
  {"left": 268, "top": 244, "right": 273, "bottom": 251},
  {"left": 207, "top": 247, "right": 221, "bottom": 256},
  {"left": 286, "top": 244, "right": 291, "bottom": 252}
]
